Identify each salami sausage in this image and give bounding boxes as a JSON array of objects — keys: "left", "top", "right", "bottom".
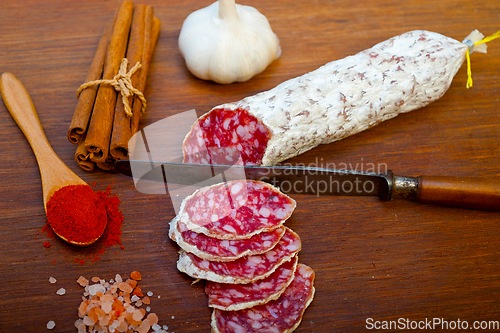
[
  {"left": 175, "top": 180, "right": 296, "bottom": 240},
  {"left": 176, "top": 227, "right": 301, "bottom": 284},
  {"left": 183, "top": 30, "right": 471, "bottom": 166},
  {"left": 170, "top": 217, "right": 286, "bottom": 261},
  {"left": 206, "top": 256, "right": 298, "bottom": 311},
  {"left": 211, "top": 263, "right": 315, "bottom": 333}
]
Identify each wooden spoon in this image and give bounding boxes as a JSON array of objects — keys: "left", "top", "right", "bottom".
[{"left": 0, "top": 72, "right": 106, "bottom": 246}]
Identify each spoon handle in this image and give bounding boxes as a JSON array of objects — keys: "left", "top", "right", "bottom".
[
  {"left": 0, "top": 73, "right": 55, "bottom": 159},
  {"left": 0, "top": 73, "right": 86, "bottom": 209}
]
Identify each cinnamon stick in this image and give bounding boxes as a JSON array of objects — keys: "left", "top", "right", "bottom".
[
  {"left": 84, "top": 0, "right": 134, "bottom": 163},
  {"left": 75, "top": 134, "right": 96, "bottom": 172},
  {"left": 109, "top": 9, "right": 161, "bottom": 160},
  {"left": 130, "top": 16, "right": 161, "bottom": 137},
  {"left": 113, "top": 15, "right": 161, "bottom": 163},
  {"left": 67, "top": 20, "right": 113, "bottom": 144},
  {"left": 97, "top": 157, "right": 116, "bottom": 172},
  {"left": 130, "top": 15, "right": 160, "bottom": 135},
  {"left": 109, "top": 4, "right": 148, "bottom": 160}
]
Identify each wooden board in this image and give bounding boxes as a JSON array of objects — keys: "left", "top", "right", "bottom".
[{"left": 1, "top": 0, "right": 499, "bottom": 331}]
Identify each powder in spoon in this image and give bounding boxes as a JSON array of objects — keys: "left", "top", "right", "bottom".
[{"left": 46, "top": 185, "right": 107, "bottom": 244}]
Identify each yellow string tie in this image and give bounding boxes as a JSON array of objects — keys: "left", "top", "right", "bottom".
[
  {"left": 465, "top": 30, "right": 500, "bottom": 89},
  {"left": 77, "top": 58, "right": 147, "bottom": 117}
]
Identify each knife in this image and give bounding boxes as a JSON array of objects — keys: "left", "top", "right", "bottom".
[{"left": 114, "top": 160, "right": 500, "bottom": 211}]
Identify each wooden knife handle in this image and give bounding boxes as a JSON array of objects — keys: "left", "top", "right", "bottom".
[{"left": 416, "top": 176, "right": 500, "bottom": 211}]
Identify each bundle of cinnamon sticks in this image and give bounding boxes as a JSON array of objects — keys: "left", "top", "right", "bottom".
[{"left": 68, "top": 1, "right": 160, "bottom": 171}]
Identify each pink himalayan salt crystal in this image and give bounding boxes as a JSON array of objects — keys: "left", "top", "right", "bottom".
[
  {"left": 74, "top": 319, "right": 85, "bottom": 332},
  {"left": 146, "top": 313, "right": 158, "bottom": 325},
  {"left": 87, "top": 284, "right": 106, "bottom": 296},
  {"left": 99, "top": 314, "right": 111, "bottom": 327},
  {"left": 116, "top": 319, "right": 128, "bottom": 332},
  {"left": 137, "top": 319, "right": 151, "bottom": 333},
  {"left": 132, "top": 308, "right": 145, "bottom": 321},
  {"left": 78, "top": 301, "right": 88, "bottom": 318},
  {"left": 77, "top": 276, "right": 89, "bottom": 287},
  {"left": 83, "top": 315, "right": 95, "bottom": 326},
  {"left": 118, "top": 281, "right": 133, "bottom": 293},
  {"left": 101, "top": 300, "right": 113, "bottom": 314}
]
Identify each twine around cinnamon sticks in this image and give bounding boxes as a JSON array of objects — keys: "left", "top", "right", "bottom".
[
  {"left": 68, "top": 1, "right": 160, "bottom": 171},
  {"left": 77, "top": 58, "right": 146, "bottom": 118}
]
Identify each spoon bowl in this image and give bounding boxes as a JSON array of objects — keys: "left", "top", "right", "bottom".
[{"left": 0, "top": 72, "right": 106, "bottom": 246}]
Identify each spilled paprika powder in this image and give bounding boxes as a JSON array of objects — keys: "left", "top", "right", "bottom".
[{"left": 96, "top": 186, "right": 124, "bottom": 248}]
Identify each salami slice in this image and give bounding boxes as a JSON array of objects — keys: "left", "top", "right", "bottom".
[
  {"left": 176, "top": 227, "right": 301, "bottom": 284},
  {"left": 206, "top": 256, "right": 298, "bottom": 311},
  {"left": 170, "top": 217, "right": 286, "bottom": 261},
  {"left": 211, "top": 263, "right": 315, "bottom": 333},
  {"left": 176, "top": 180, "right": 296, "bottom": 240},
  {"left": 183, "top": 30, "right": 476, "bottom": 166}
]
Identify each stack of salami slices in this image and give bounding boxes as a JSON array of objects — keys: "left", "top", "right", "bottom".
[{"left": 169, "top": 180, "right": 315, "bottom": 333}]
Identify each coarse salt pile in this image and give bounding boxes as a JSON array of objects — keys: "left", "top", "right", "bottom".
[{"left": 75, "top": 271, "right": 168, "bottom": 333}]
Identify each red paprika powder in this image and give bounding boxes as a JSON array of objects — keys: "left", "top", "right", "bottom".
[
  {"left": 96, "top": 186, "right": 124, "bottom": 248},
  {"left": 46, "top": 185, "right": 107, "bottom": 245},
  {"left": 43, "top": 185, "right": 124, "bottom": 263}
]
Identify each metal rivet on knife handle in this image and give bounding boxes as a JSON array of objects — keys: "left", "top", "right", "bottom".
[{"left": 390, "top": 174, "right": 420, "bottom": 200}]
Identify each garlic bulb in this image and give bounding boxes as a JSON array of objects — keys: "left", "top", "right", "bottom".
[{"left": 178, "top": 0, "right": 281, "bottom": 84}]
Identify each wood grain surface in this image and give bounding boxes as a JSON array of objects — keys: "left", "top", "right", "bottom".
[{"left": 1, "top": 0, "right": 499, "bottom": 332}]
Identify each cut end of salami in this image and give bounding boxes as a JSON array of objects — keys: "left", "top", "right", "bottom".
[
  {"left": 211, "top": 263, "right": 315, "bottom": 333},
  {"left": 183, "top": 107, "right": 271, "bottom": 165},
  {"left": 176, "top": 180, "right": 296, "bottom": 240}
]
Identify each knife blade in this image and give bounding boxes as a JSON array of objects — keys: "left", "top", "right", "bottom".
[{"left": 114, "top": 160, "right": 500, "bottom": 211}]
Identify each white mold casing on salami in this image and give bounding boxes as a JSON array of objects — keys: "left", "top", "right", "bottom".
[{"left": 183, "top": 30, "right": 468, "bottom": 166}]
